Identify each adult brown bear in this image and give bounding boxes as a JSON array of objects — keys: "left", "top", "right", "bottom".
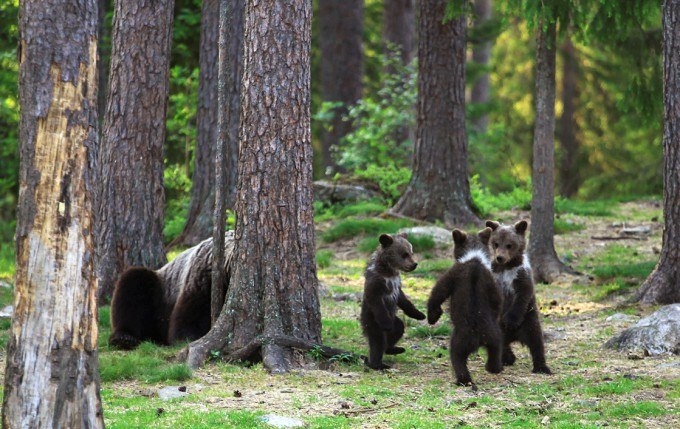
[{"left": 108, "top": 232, "right": 235, "bottom": 350}]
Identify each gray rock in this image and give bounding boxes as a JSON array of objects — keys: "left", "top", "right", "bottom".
[
  {"left": 398, "top": 226, "right": 453, "bottom": 246},
  {"left": 0, "top": 280, "right": 11, "bottom": 289},
  {"left": 313, "top": 181, "right": 382, "bottom": 205},
  {"left": 605, "top": 304, "right": 680, "bottom": 356},
  {"left": 605, "top": 313, "right": 637, "bottom": 324},
  {"left": 260, "top": 414, "right": 305, "bottom": 428},
  {"left": 158, "top": 386, "right": 189, "bottom": 400},
  {"left": 0, "top": 305, "right": 13, "bottom": 318}
]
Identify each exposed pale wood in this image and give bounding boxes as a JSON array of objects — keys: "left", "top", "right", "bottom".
[{"left": 3, "top": 1, "right": 104, "bottom": 426}]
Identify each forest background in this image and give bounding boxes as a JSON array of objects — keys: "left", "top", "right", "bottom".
[{"left": 0, "top": 0, "right": 664, "bottom": 249}]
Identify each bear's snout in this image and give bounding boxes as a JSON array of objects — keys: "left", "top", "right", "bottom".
[
  {"left": 405, "top": 262, "right": 417, "bottom": 272},
  {"left": 495, "top": 255, "right": 505, "bottom": 264}
]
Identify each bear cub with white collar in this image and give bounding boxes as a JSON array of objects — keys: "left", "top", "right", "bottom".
[
  {"left": 486, "top": 220, "right": 551, "bottom": 375},
  {"left": 427, "top": 228, "right": 504, "bottom": 386},
  {"left": 360, "top": 233, "right": 426, "bottom": 370}
]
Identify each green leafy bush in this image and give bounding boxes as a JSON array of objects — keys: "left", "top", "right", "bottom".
[{"left": 163, "top": 164, "right": 192, "bottom": 243}]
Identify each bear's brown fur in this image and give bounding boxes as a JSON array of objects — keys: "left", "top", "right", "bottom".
[
  {"left": 360, "top": 233, "right": 426, "bottom": 370},
  {"left": 109, "top": 233, "right": 234, "bottom": 350},
  {"left": 486, "top": 220, "right": 552, "bottom": 374},
  {"left": 427, "top": 228, "right": 504, "bottom": 385}
]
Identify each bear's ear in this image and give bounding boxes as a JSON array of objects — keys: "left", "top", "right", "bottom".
[
  {"left": 485, "top": 220, "right": 500, "bottom": 231},
  {"left": 514, "top": 220, "right": 528, "bottom": 236},
  {"left": 379, "top": 233, "right": 394, "bottom": 248},
  {"left": 478, "top": 227, "right": 492, "bottom": 245},
  {"left": 452, "top": 229, "right": 467, "bottom": 245},
  {"left": 397, "top": 232, "right": 408, "bottom": 239}
]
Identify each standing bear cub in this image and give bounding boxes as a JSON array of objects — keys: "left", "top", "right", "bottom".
[
  {"left": 427, "top": 228, "right": 504, "bottom": 386},
  {"left": 361, "top": 233, "right": 426, "bottom": 370},
  {"left": 485, "top": 220, "right": 552, "bottom": 375}
]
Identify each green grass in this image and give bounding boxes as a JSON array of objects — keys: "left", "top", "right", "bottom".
[
  {"left": 1, "top": 199, "right": 679, "bottom": 428},
  {"left": 322, "top": 218, "right": 413, "bottom": 243},
  {"left": 0, "top": 242, "right": 14, "bottom": 282},
  {"left": 316, "top": 249, "right": 334, "bottom": 269},
  {"left": 578, "top": 244, "right": 658, "bottom": 282},
  {"left": 554, "top": 217, "right": 585, "bottom": 234},
  {"left": 99, "top": 342, "right": 192, "bottom": 383},
  {"left": 555, "top": 198, "right": 614, "bottom": 217}
]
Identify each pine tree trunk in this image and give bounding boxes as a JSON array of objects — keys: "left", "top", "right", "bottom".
[
  {"left": 392, "top": 0, "right": 479, "bottom": 227},
  {"left": 174, "top": 0, "right": 242, "bottom": 247},
  {"left": 182, "top": 0, "right": 322, "bottom": 372},
  {"left": 3, "top": 0, "right": 104, "bottom": 426},
  {"left": 174, "top": 0, "right": 220, "bottom": 247},
  {"left": 636, "top": 0, "right": 680, "bottom": 304},
  {"left": 318, "top": 0, "right": 364, "bottom": 175},
  {"left": 383, "top": 0, "right": 416, "bottom": 65},
  {"left": 383, "top": 0, "right": 416, "bottom": 163},
  {"left": 528, "top": 18, "right": 576, "bottom": 283},
  {"left": 557, "top": 37, "right": 581, "bottom": 198},
  {"left": 96, "top": 0, "right": 174, "bottom": 300},
  {"left": 470, "top": 0, "right": 493, "bottom": 134}
]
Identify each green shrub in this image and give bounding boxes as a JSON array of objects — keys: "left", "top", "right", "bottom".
[
  {"left": 316, "top": 249, "right": 333, "bottom": 269},
  {"left": 163, "top": 164, "right": 192, "bottom": 243}
]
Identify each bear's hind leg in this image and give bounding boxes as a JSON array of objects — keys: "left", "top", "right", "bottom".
[
  {"left": 365, "top": 329, "right": 389, "bottom": 370},
  {"left": 168, "top": 288, "right": 211, "bottom": 344},
  {"left": 109, "top": 267, "right": 166, "bottom": 349},
  {"left": 384, "top": 317, "right": 405, "bottom": 355},
  {"left": 484, "top": 326, "right": 503, "bottom": 374},
  {"left": 518, "top": 314, "right": 552, "bottom": 374},
  {"left": 450, "top": 331, "right": 477, "bottom": 386}
]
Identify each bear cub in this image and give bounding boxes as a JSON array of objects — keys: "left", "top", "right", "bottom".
[
  {"left": 360, "top": 233, "right": 426, "bottom": 370},
  {"left": 427, "top": 228, "right": 504, "bottom": 386},
  {"left": 486, "top": 220, "right": 551, "bottom": 375}
]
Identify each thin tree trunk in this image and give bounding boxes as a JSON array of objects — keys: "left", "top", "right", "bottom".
[
  {"left": 636, "top": 0, "right": 680, "bottom": 304},
  {"left": 211, "top": 0, "right": 245, "bottom": 322},
  {"left": 391, "top": 0, "right": 479, "bottom": 227},
  {"left": 96, "top": 0, "right": 174, "bottom": 300},
  {"left": 182, "top": 0, "right": 322, "bottom": 372},
  {"left": 173, "top": 0, "right": 220, "bottom": 247},
  {"left": 383, "top": 0, "right": 416, "bottom": 162},
  {"left": 528, "top": 18, "right": 577, "bottom": 283},
  {"left": 557, "top": 37, "right": 581, "bottom": 198},
  {"left": 383, "top": 0, "right": 416, "bottom": 65},
  {"left": 470, "top": 0, "right": 492, "bottom": 134},
  {"left": 318, "top": 0, "right": 364, "bottom": 176},
  {"left": 3, "top": 0, "right": 104, "bottom": 426}
]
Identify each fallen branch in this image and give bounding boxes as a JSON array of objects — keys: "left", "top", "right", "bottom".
[
  {"left": 335, "top": 402, "right": 400, "bottom": 416},
  {"left": 591, "top": 236, "right": 647, "bottom": 241},
  {"left": 223, "top": 334, "right": 361, "bottom": 363}
]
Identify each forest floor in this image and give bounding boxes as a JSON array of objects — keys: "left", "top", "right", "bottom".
[
  {"left": 3, "top": 200, "right": 680, "bottom": 428},
  {"left": 106, "top": 199, "right": 679, "bottom": 428}
]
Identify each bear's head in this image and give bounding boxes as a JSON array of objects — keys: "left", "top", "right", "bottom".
[
  {"left": 485, "top": 220, "right": 528, "bottom": 267},
  {"left": 452, "top": 227, "right": 493, "bottom": 263},
  {"left": 377, "top": 233, "right": 418, "bottom": 273}
]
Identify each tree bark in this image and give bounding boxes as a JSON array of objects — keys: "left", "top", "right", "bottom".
[
  {"left": 383, "top": 0, "right": 416, "bottom": 66},
  {"left": 318, "top": 0, "right": 364, "bottom": 176},
  {"left": 391, "top": 0, "right": 480, "bottom": 227},
  {"left": 172, "top": 0, "right": 242, "bottom": 248},
  {"left": 528, "top": 18, "right": 577, "bottom": 283},
  {"left": 557, "top": 37, "right": 581, "bottom": 198},
  {"left": 181, "top": 0, "right": 322, "bottom": 372},
  {"left": 96, "top": 0, "right": 174, "bottom": 300},
  {"left": 470, "top": 0, "right": 493, "bottom": 134},
  {"left": 383, "top": 0, "right": 416, "bottom": 162},
  {"left": 636, "top": 0, "right": 680, "bottom": 304},
  {"left": 2, "top": 0, "right": 104, "bottom": 426},
  {"left": 172, "top": 0, "right": 220, "bottom": 247},
  {"left": 211, "top": 0, "right": 245, "bottom": 322}
]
